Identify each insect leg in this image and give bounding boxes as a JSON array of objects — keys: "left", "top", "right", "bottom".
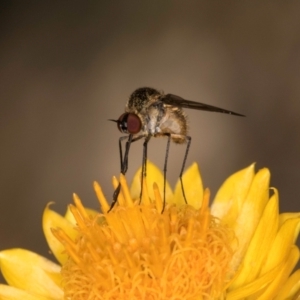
[
  {"left": 121, "top": 134, "right": 145, "bottom": 174},
  {"left": 140, "top": 135, "right": 151, "bottom": 203},
  {"left": 118, "top": 136, "right": 129, "bottom": 172},
  {"left": 121, "top": 134, "right": 133, "bottom": 174},
  {"left": 109, "top": 134, "right": 144, "bottom": 212},
  {"left": 109, "top": 135, "right": 133, "bottom": 212},
  {"left": 161, "top": 133, "right": 171, "bottom": 213},
  {"left": 179, "top": 136, "right": 192, "bottom": 204}
]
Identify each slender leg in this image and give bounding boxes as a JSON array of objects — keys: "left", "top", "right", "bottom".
[
  {"left": 121, "top": 134, "right": 134, "bottom": 174},
  {"left": 109, "top": 135, "right": 133, "bottom": 212},
  {"left": 109, "top": 134, "right": 144, "bottom": 212},
  {"left": 179, "top": 136, "right": 192, "bottom": 204},
  {"left": 161, "top": 134, "right": 171, "bottom": 213},
  {"left": 140, "top": 136, "right": 151, "bottom": 203},
  {"left": 119, "top": 136, "right": 129, "bottom": 171}
]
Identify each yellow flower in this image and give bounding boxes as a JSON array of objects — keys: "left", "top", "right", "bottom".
[{"left": 0, "top": 162, "right": 299, "bottom": 299}]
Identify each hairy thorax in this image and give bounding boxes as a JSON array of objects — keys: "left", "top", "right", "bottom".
[{"left": 126, "top": 88, "right": 188, "bottom": 144}]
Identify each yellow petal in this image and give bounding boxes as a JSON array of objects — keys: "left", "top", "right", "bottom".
[
  {"left": 173, "top": 162, "right": 203, "bottom": 209},
  {"left": 0, "top": 284, "right": 53, "bottom": 300},
  {"left": 279, "top": 212, "right": 300, "bottom": 227},
  {"left": 230, "top": 167, "right": 270, "bottom": 270},
  {"left": 254, "top": 246, "right": 299, "bottom": 299},
  {"left": 0, "top": 249, "right": 63, "bottom": 299},
  {"left": 260, "top": 217, "right": 300, "bottom": 275},
  {"left": 227, "top": 264, "right": 281, "bottom": 300},
  {"left": 64, "top": 203, "right": 98, "bottom": 224},
  {"left": 43, "top": 204, "right": 77, "bottom": 265},
  {"left": 211, "top": 164, "right": 255, "bottom": 227},
  {"left": 130, "top": 160, "right": 173, "bottom": 203},
  {"left": 230, "top": 190, "right": 279, "bottom": 289},
  {"left": 275, "top": 268, "right": 300, "bottom": 299}
]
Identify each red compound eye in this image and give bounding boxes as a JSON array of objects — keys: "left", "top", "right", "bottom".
[{"left": 117, "top": 113, "right": 141, "bottom": 134}]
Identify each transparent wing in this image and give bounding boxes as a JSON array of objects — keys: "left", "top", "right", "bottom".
[{"left": 162, "top": 94, "right": 245, "bottom": 117}]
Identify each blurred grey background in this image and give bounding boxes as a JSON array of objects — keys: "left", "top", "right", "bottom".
[{"left": 1, "top": 1, "right": 300, "bottom": 279}]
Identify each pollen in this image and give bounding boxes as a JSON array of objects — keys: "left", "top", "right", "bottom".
[{"left": 53, "top": 174, "right": 234, "bottom": 300}]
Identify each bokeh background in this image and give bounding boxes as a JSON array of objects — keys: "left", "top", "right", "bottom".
[{"left": 1, "top": 1, "right": 300, "bottom": 281}]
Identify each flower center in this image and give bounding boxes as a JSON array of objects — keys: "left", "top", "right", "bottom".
[{"left": 53, "top": 175, "right": 234, "bottom": 299}]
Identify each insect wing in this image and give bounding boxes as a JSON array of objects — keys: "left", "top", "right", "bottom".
[{"left": 162, "top": 94, "right": 244, "bottom": 117}]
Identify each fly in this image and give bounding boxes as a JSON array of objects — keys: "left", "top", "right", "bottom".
[{"left": 109, "top": 87, "right": 244, "bottom": 212}]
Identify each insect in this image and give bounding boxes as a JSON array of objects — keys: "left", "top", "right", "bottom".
[{"left": 110, "top": 87, "right": 244, "bottom": 212}]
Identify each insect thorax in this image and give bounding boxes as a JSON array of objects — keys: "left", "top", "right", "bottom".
[
  {"left": 125, "top": 88, "right": 187, "bottom": 142},
  {"left": 126, "top": 87, "right": 162, "bottom": 112}
]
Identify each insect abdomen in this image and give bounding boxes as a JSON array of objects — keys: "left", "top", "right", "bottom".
[{"left": 160, "top": 108, "right": 188, "bottom": 144}]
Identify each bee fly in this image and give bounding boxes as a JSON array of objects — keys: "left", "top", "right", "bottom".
[{"left": 109, "top": 87, "right": 244, "bottom": 212}]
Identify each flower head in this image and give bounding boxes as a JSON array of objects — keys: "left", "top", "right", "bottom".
[{"left": 0, "top": 161, "right": 299, "bottom": 300}]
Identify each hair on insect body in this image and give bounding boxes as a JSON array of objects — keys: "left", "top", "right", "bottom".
[{"left": 109, "top": 87, "right": 244, "bottom": 212}]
